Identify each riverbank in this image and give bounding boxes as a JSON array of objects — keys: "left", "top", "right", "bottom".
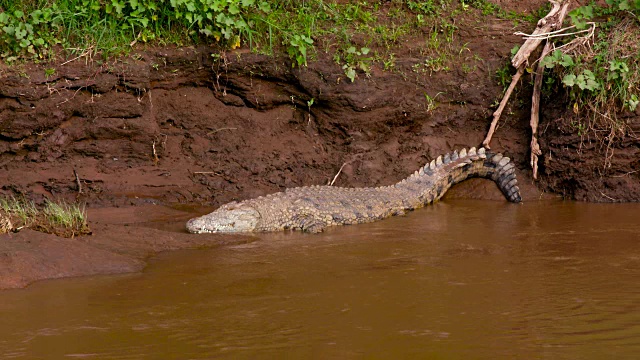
[{"left": 1, "top": 0, "right": 639, "bottom": 289}]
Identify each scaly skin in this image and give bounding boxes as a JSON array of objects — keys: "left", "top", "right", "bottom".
[{"left": 186, "top": 147, "right": 522, "bottom": 234}]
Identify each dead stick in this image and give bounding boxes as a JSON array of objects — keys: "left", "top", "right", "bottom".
[
  {"left": 329, "top": 163, "right": 347, "bottom": 186},
  {"left": 482, "top": 65, "right": 525, "bottom": 148},
  {"left": 152, "top": 139, "right": 159, "bottom": 164},
  {"left": 73, "top": 168, "right": 83, "bottom": 194},
  {"left": 530, "top": 1, "right": 571, "bottom": 179},
  {"left": 530, "top": 45, "right": 550, "bottom": 179},
  {"left": 511, "top": 0, "right": 562, "bottom": 69}
]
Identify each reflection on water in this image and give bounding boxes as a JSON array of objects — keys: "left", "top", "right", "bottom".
[{"left": 0, "top": 200, "right": 639, "bottom": 359}]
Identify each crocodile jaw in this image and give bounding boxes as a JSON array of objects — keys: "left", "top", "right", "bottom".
[{"left": 186, "top": 206, "right": 260, "bottom": 233}]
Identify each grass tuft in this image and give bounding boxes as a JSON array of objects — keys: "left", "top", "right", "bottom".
[{"left": 0, "top": 196, "right": 90, "bottom": 237}]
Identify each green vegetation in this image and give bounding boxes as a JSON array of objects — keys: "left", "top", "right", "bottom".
[
  {"left": 0, "top": 196, "right": 90, "bottom": 237},
  {"left": 0, "top": 0, "right": 538, "bottom": 81},
  {"left": 0, "top": 0, "right": 271, "bottom": 61},
  {"left": 540, "top": 1, "right": 640, "bottom": 149}
]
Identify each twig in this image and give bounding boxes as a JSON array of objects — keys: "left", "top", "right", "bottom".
[
  {"left": 329, "top": 163, "right": 347, "bottom": 186},
  {"left": 600, "top": 192, "right": 617, "bottom": 202},
  {"left": 57, "top": 86, "right": 85, "bottom": 106},
  {"left": 60, "top": 46, "right": 95, "bottom": 66},
  {"left": 73, "top": 168, "right": 83, "bottom": 194},
  {"left": 193, "top": 171, "right": 221, "bottom": 175},
  {"left": 514, "top": 22, "right": 596, "bottom": 40},
  {"left": 612, "top": 170, "right": 638, "bottom": 178},
  {"left": 129, "top": 32, "right": 142, "bottom": 47},
  {"left": 152, "top": 139, "right": 159, "bottom": 164}
]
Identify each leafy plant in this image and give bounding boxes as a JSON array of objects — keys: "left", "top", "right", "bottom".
[
  {"left": 424, "top": 92, "right": 442, "bottom": 112},
  {"left": 0, "top": 0, "right": 272, "bottom": 60},
  {"left": 540, "top": 49, "right": 574, "bottom": 69},
  {"left": 0, "top": 9, "right": 54, "bottom": 60},
  {"left": 337, "top": 46, "right": 373, "bottom": 82},
  {"left": 562, "top": 70, "right": 600, "bottom": 91},
  {"left": 287, "top": 34, "right": 313, "bottom": 67},
  {"left": 626, "top": 94, "right": 639, "bottom": 111},
  {"left": 406, "top": 0, "right": 446, "bottom": 16},
  {"left": 495, "top": 64, "right": 512, "bottom": 89},
  {"left": 537, "top": 1, "right": 640, "bottom": 154}
]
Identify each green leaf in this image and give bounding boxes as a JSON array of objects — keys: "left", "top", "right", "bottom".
[
  {"left": 575, "top": 74, "right": 587, "bottom": 90},
  {"left": 562, "top": 74, "right": 576, "bottom": 87},
  {"left": 258, "top": 1, "right": 271, "bottom": 12},
  {"left": 3, "top": 25, "right": 15, "bottom": 36},
  {"left": 580, "top": 5, "right": 593, "bottom": 18},
  {"left": 16, "top": 27, "right": 27, "bottom": 40},
  {"left": 228, "top": 4, "right": 240, "bottom": 14},
  {"left": 560, "top": 54, "right": 574, "bottom": 67},
  {"left": 618, "top": 0, "right": 631, "bottom": 10},
  {"left": 360, "top": 47, "right": 370, "bottom": 55},
  {"left": 242, "top": 0, "right": 255, "bottom": 6},
  {"left": 626, "top": 94, "right": 639, "bottom": 111},
  {"left": 541, "top": 56, "right": 555, "bottom": 69},
  {"left": 343, "top": 65, "right": 356, "bottom": 82},
  {"left": 585, "top": 79, "right": 599, "bottom": 91}
]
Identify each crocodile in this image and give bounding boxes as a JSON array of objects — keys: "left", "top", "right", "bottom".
[{"left": 186, "top": 147, "right": 522, "bottom": 234}]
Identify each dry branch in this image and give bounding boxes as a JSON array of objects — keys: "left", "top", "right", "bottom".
[
  {"left": 482, "top": 65, "right": 525, "bottom": 148},
  {"left": 529, "top": 42, "right": 553, "bottom": 179},
  {"left": 483, "top": 0, "right": 572, "bottom": 179},
  {"left": 530, "top": 2, "right": 571, "bottom": 179},
  {"left": 329, "top": 163, "right": 347, "bottom": 186},
  {"left": 511, "top": 1, "right": 564, "bottom": 69}
]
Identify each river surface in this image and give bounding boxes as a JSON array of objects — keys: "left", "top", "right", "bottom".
[{"left": 0, "top": 200, "right": 639, "bottom": 359}]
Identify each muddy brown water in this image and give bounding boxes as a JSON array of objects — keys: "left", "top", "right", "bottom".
[{"left": 0, "top": 200, "right": 639, "bottom": 359}]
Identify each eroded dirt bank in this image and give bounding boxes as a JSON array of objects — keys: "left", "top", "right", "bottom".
[{"left": 1, "top": 1, "right": 639, "bottom": 288}]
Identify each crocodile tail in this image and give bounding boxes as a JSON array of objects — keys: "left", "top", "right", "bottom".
[
  {"left": 408, "top": 147, "right": 522, "bottom": 203},
  {"left": 483, "top": 150, "right": 522, "bottom": 203}
]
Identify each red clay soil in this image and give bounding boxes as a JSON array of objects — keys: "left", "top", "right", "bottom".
[{"left": 1, "top": 0, "right": 639, "bottom": 289}]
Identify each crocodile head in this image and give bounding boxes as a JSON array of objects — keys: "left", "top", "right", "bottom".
[{"left": 186, "top": 204, "right": 261, "bottom": 233}]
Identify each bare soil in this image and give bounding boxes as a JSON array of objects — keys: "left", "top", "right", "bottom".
[{"left": 1, "top": 0, "right": 638, "bottom": 289}]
